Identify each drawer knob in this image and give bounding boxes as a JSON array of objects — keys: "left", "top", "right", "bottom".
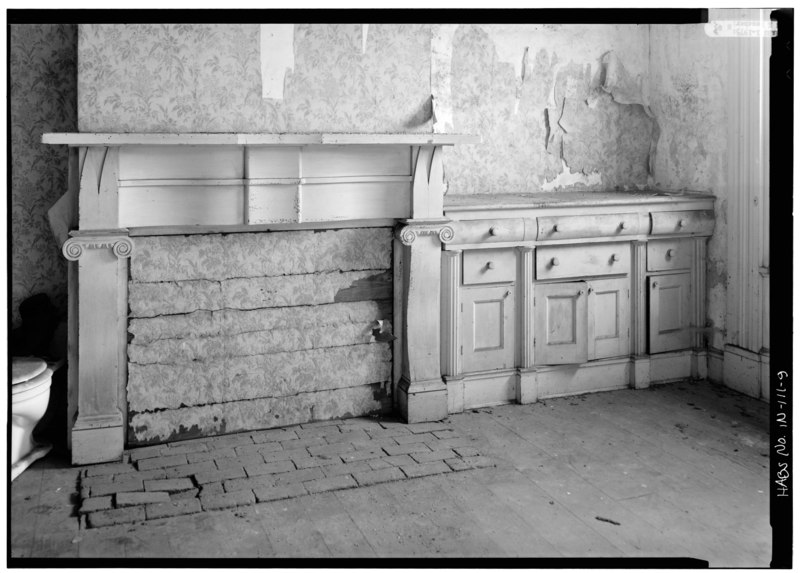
[
  {"left": 619, "top": 221, "right": 627, "bottom": 230},
  {"left": 488, "top": 226, "right": 500, "bottom": 236},
  {"left": 652, "top": 281, "right": 658, "bottom": 289},
  {"left": 486, "top": 261, "right": 495, "bottom": 270},
  {"left": 579, "top": 289, "right": 586, "bottom": 296},
  {"left": 552, "top": 224, "right": 559, "bottom": 232},
  {"left": 551, "top": 257, "right": 560, "bottom": 267},
  {"left": 611, "top": 253, "right": 620, "bottom": 262},
  {"left": 678, "top": 218, "right": 687, "bottom": 228},
  {"left": 666, "top": 248, "right": 675, "bottom": 258}
]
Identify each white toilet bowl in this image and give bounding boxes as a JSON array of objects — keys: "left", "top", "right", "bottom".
[{"left": 11, "top": 357, "right": 53, "bottom": 478}]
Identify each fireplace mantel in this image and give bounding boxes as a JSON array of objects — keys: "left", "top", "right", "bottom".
[{"left": 44, "top": 132, "right": 480, "bottom": 464}]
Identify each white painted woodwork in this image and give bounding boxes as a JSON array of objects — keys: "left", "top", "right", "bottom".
[
  {"left": 301, "top": 145, "right": 411, "bottom": 177},
  {"left": 410, "top": 146, "right": 446, "bottom": 219},
  {"left": 647, "top": 239, "right": 692, "bottom": 271},
  {"left": 62, "top": 232, "right": 132, "bottom": 464},
  {"left": 447, "top": 218, "right": 529, "bottom": 245},
  {"left": 396, "top": 224, "right": 449, "bottom": 423},
  {"left": 536, "top": 212, "right": 640, "bottom": 241},
  {"left": 648, "top": 273, "right": 691, "bottom": 354},
  {"left": 725, "top": 16, "right": 770, "bottom": 356},
  {"left": 650, "top": 209, "right": 715, "bottom": 236},
  {"left": 119, "top": 146, "right": 244, "bottom": 180},
  {"left": 535, "top": 243, "right": 631, "bottom": 281},
  {"left": 461, "top": 285, "right": 515, "bottom": 373},
  {"left": 441, "top": 250, "right": 462, "bottom": 377},
  {"left": 119, "top": 185, "right": 245, "bottom": 227},
  {"left": 301, "top": 181, "right": 411, "bottom": 222},
  {"left": 462, "top": 248, "right": 517, "bottom": 285},
  {"left": 43, "top": 132, "right": 481, "bottom": 146},
  {"left": 533, "top": 281, "right": 588, "bottom": 365},
  {"left": 246, "top": 146, "right": 301, "bottom": 178},
  {"left": 517, "top": 247, "right": 535, "bottom": 368},
  {"left": 246, "top": 184, "right": 299, "bottom": 224},
  {"left": 587, "top": 277, "right": 630, "bottom": 360},
  {"left": 691, "top": 238, "right": 707, "bottom": 349},
  {"left": 535, "top": 356, "right": 631, "bottom": 399},
  {"left": 79, "top": 147, "right": 119, "bottom": 229},
  {"left": 630, "top": 241, "right": 648, "bottom": 356},
  {"left": 452, "top": 369, "right": 517, "bottom": 412},
  {"left": 649, "top": 350, "right": 693, "bottom": 383}
]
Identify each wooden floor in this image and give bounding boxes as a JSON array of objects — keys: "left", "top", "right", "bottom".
[{"left": 10, "top": 380, "right": 771, "bottom": 565}]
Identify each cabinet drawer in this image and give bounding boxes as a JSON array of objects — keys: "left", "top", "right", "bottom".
[
  {"left": 536, "top": 243, "right": 630, "bottom": 280},
  {"left": 537, "top": 212, "right": 640, "bottom": 241},
  {"left": 647, "top": 240, "right": 691, "bottom": 271},
  {"left": 651, "top": 210, "right": 714, "bottom": 236},
  {"left": 463, "top": 248, "right": 516, "bottom": 285}
]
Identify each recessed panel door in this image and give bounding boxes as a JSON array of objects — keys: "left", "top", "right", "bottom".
[
  {"left": 534, "top": 281, "right": 588, "bottom": 365},
  {"left": 648, "top": 273, "right": 691, "bottom": 353},
  {"left": 587, "top": 277, "right": 631, "bottom": 360},
  {"left": 461, "top": 286, "right": 515, "bottom": 373}
]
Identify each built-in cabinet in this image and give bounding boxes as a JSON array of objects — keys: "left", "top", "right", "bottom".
[{"left": 441, "top": 192, "right": 715, "bottom": 412}]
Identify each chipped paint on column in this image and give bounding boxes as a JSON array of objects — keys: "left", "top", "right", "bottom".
[
  {"left": 444, "top": 24, "right": 653, "bottom": 195},
  {"left": 649, "top": 25, "right": 729, "bottom": 349}
]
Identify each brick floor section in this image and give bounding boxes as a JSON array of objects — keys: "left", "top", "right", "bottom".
[
  {"left": 77, "top": 415, "right": 489, "bottom": 528},
  {"left": 116, "top": 491, "right": 170, "bottom": 507}
]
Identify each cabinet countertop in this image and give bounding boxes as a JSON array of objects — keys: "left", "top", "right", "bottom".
[{"left": 444, "top": 190, "right": 716, "bottom": 212}]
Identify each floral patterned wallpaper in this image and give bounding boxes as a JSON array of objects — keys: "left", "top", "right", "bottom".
[
  {"left": 10, "top": 24, "right": 77, "bottom": 328},
  {"left": 78, "top": 24, "right": 432, "bottom": 133}
]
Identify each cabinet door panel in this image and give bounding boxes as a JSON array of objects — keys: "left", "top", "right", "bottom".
[
  {"left": 462, "top": 286, "right": 515, "bottom": 372},
  {"left": 534, "top": 282, "right": 588, "bottom": 364},
  {"left": 588, "top": 277, "right": 630, "bottom": 360},
  {"left": 649, "top": 273, "right": 691, "bottom": 353}
]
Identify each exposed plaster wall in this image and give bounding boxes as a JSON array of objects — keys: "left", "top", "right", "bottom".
[{"left": 649, "top": 25, "right": 729, "bottom": 350}]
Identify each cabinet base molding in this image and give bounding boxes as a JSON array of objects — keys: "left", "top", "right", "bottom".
[
  {"left": 719, "top": 345, "right": 770, "bottom": 401},
  {"left": 397, "top": 376, "right": 448, "bottom": 423},
  {"left": 517, "top": 368, "right": 539, "bottom": 404},
  {"left": 71, "top": 412, "right": 124, "bottom": 465},
  {"left": 630, "top": 356, "right": 652, "bottom": 389},
  {"left": 446, "top": 370, "right": 517, "bottom": 413},
  {"left": 535, "top": 357, "right": 631, "bottom": 400},
  {"left": 648, "top": 350, "right": 693, "bottom": 384}
]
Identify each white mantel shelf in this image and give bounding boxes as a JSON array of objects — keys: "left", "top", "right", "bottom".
[{"left": 42, "top": 132, "right": 481, "bottom": 146}]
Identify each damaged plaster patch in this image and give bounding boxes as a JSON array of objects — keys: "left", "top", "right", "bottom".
[
  {"left": 431, "top": 24, "right": 460, "bottom": 133},
  {"left": 260, "top": 24, "right": 295, "bottom": 99},
  {"left": 541, "top": 158, "right": 602, "bottom": 191},
  {"left": 598, "top": 51, "right": 660, "bottom": 176}
]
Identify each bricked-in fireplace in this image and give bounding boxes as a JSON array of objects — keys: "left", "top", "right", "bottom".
[{"left": 43, "top": 133, "right": 478, "bottom": 464}]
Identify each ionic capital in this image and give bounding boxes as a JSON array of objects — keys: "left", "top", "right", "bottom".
[
  {"left": 395, "top": 219, "right": 455, "bottom": 246},
  {"left": 63, "top": 233, "right": 134, "bottom": 261}
]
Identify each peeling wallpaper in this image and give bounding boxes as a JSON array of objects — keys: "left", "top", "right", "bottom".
[
  {"left": 10, "top": 24, "right": 77, "bottom": 328},
  {"left": 442, "top": 24, "right": 655, "bottom": 194}
]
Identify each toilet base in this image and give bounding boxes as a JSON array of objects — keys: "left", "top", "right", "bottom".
[{"left": 11, "top": 443, "right": 52, "bottom": 481}]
